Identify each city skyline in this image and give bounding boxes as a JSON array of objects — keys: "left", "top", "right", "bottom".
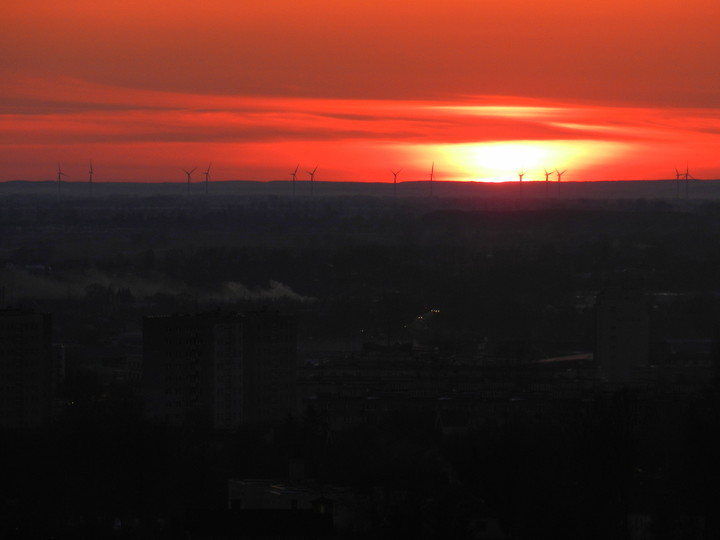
[{"left": 3, "top": 0, "right": 720, "bottom": 183}]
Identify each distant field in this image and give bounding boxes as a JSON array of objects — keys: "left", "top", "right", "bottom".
[{"left": 2, "top": 179, "right": 720, "bottom": 200}]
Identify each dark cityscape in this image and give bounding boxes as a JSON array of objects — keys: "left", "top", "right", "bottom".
[{"left": 1, "top": 181, "right": 720, "bottom": 538}]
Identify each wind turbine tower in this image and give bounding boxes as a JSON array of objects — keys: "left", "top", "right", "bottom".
[
  {"left": 290, "top": 164, "right": 299, "bottom": 196},
  {"left": 88, "top": 161, "right": 94, "bottom": 195},
  {"left": 683, "top": 165, "right": 694, "bottom": 199},
  {"left": 203, "top": 164, "right": 211, "bottom": 195},
  {"left": 57, "top": 164, "right": 68, "bottom": 196},
  {"left": 674, "top": 168, "right": 682, "bottom": 201},
  {"left": 555, "top": 168, "right": 567, "bottom": 196},
  {"left": 429, "top": 162, "right": 435, "bottom": 197},
  {"left": 517, "top": 169, "right": 525, "bottom": 198},
  {"left": 307, "top": 165, "right": 318, "bottom": 196},
  {"left": 183, "top": 167, "right": 196, "bottom": 195},
  {"left": 391, "top": 168, "right": 402, "bottom": 198},
  {"left": 544, "top": 168, "right": 553, "bottom": 197}
]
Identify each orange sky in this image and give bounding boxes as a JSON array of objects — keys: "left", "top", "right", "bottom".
[{"left": 3, "top": 0, "right": 720, "bottom": 183}]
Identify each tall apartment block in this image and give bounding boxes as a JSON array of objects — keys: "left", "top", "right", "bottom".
[
  {"left": 0, "top": 308, "right": 55, "bottom": 428},
  {"left": 142, "top": 311, "right": 297, "bottom": 429}
]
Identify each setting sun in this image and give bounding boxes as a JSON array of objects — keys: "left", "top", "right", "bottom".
[{"left": 427, "top": 140, "right": 631, "bottom": 183}]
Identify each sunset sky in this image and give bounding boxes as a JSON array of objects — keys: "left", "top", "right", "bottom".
[{"left": 2, "top": 0, "right": 720, "bottom": 183}]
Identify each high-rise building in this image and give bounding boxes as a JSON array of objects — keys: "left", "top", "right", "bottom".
[
  {"left": 240, "top": 311, "right": 298, "bottom": 425},
  {"left": 142, "top": 311, "right": 297, "bottom": 429},
  {"left": 0, "top": 308, "right": 55, "bottom": 428},
  {"left": 595, "top": 286, "right": 649, "bottom": 382}
]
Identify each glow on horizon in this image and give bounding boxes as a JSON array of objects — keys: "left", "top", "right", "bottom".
[
  {"left": 2, "top": 76, "right": 720, "bottom": 183},
  {"left": 425, "top": 140, "right": 629, "bottom": 183}
]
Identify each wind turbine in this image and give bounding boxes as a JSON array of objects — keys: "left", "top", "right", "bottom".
[
  {"left": 203, "top": 163, "right": 211, "bottom": 195},
  {"left": 57, "top": 164, "right": 68, "bottom": 195},
  {"left": 88, "top": 161, "right": 94, "bottom": 195},
  {"left": 290, "top": 164, "right": 299, "bottom": 196},
  {"left": 429, "top": 162, "right": 435, "bottom": 197},
  {"left": 674, "top": 167, "right": 682, "bottom": 201},
  {"left": 555, "top": 168, "right": 567, "bottom": 196},
  {"left": 307, "top": 165, "right": 318, "bottom": 196},
  {"left": 517, "top": 169, "right": 525, "bottom": 198},
  {"left": 183, "top": 167, "right": 196, "bottom": 195},
  {"left": 683, "top": 164, "right": 694, "bottom": 199},
  {"left": 391, "top": 168, "right": 402, "bottom": 198},
  {"left": 544, "top": 168, "right": 553, "bottom": 197}
]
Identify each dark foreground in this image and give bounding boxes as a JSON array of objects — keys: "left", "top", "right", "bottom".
[{"left": 1, "top": 186, "right": 720, "bottom": 538}]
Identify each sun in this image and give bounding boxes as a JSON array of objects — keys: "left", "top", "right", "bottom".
[
  {"left": 427, "top": 140, "right": 627, "bottom": 182},
  {"left": 424, "top": 142, "right": 555, "bottom": 182},
  {"left": 472, "top": 142, "right": 550, "bottom": 173}
]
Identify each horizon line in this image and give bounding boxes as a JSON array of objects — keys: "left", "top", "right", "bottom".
[{"left": 2, "top": 178, "right": 716, "bottom": 185}]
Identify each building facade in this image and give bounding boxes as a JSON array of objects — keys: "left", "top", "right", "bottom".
[
  {"left": 143, "top": 311, "right": 296, "bottom": 429},
  {"left": 0, "top": 308, "right": 55, "bottom": 428}
]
